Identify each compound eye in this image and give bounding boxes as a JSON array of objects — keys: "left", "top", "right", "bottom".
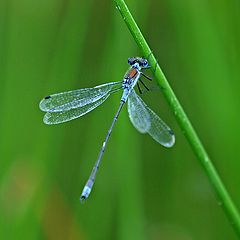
[
  {"left": 128, "top": 58, "right": 133, "bottom": 65},
  {"left": 143, "top": 60, "right": 148, "bottom": 67}
]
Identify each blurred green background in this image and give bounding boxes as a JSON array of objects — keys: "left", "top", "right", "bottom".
[{"left": 0, "top": 0, "right": 239, "bottom": 239}]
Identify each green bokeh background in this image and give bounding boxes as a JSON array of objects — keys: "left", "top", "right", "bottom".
[{"left": 0, "top": 0, "right": 239, "bottom": 239}]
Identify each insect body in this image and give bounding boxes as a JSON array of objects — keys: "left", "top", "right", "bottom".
[{"left": 39, "top": 57, "right": 175, "bottom": 202}]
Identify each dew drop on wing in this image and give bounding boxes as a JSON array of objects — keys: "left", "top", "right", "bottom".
[{"left": 44, "top": 96, "right": 51, "bottom": 99}]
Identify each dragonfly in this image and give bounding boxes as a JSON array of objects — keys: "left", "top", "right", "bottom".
[{"left": 39, "top": 57, "right": 175, "bottom": 202}]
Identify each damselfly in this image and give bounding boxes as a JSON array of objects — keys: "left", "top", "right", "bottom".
[{"left": 39, "top": 57, "right": 175, "bottom": 202}]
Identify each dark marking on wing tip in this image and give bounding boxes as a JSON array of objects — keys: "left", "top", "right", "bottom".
[
  {"left": 44, "top": 95, "right": 51, "bottom": 100},
  {"left": 169, "top": 129, "right": 174, "bottom": 136}
]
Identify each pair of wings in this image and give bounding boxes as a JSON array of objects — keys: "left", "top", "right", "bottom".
[{"left": 39, "top": 81, "right": 175, "bottom": 147}]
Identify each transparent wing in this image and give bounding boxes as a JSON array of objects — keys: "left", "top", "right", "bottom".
[
  {"left": 128, "top": 90, "right": 175, "bottom": 147},
  {"left": 43, "top": 93, "right": 110, "bottom": 125},
  {"left": 127, "top": 89, "right": 151, "bottom": 133},
  {"left": 145, "top": 104, "right": 175, "bottom": 147},
  {"left": 39, "top": 81, "right": 122, "bottom": 112}
]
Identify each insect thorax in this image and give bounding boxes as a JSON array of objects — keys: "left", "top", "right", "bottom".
[{"left": 122, "top": 67, "right": 140, "bottom": 90}]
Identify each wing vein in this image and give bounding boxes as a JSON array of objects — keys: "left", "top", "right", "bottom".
[{"left": 39, "top": 81, "right": 122, "bottom": 112}]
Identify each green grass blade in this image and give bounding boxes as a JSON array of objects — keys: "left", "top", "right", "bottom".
[{"left": 114, "top": 0, "right": 240, "bottom": 236}]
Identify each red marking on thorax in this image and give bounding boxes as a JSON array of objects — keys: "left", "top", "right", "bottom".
[{"left": 128, "top": 68, "right": 138, "bottom": 79}]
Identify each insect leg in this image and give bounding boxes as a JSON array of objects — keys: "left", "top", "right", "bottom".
[
  {"left": 137, "top": 82, "right": 142, "bottom": 94},
  {"left": 139, "top": 79, "right": 149, "bottom": 91},
  {"left": 141, "top": 72, "right": 152, "bottom": 81}
]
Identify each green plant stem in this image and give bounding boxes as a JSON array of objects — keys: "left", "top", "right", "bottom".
[{"left": 114, "top": 0, "right": 240, "bottom": 236}]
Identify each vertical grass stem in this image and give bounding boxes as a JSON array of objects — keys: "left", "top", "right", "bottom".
[{"left": 114, "top": 0, "right": 240, "bottom": 236}]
